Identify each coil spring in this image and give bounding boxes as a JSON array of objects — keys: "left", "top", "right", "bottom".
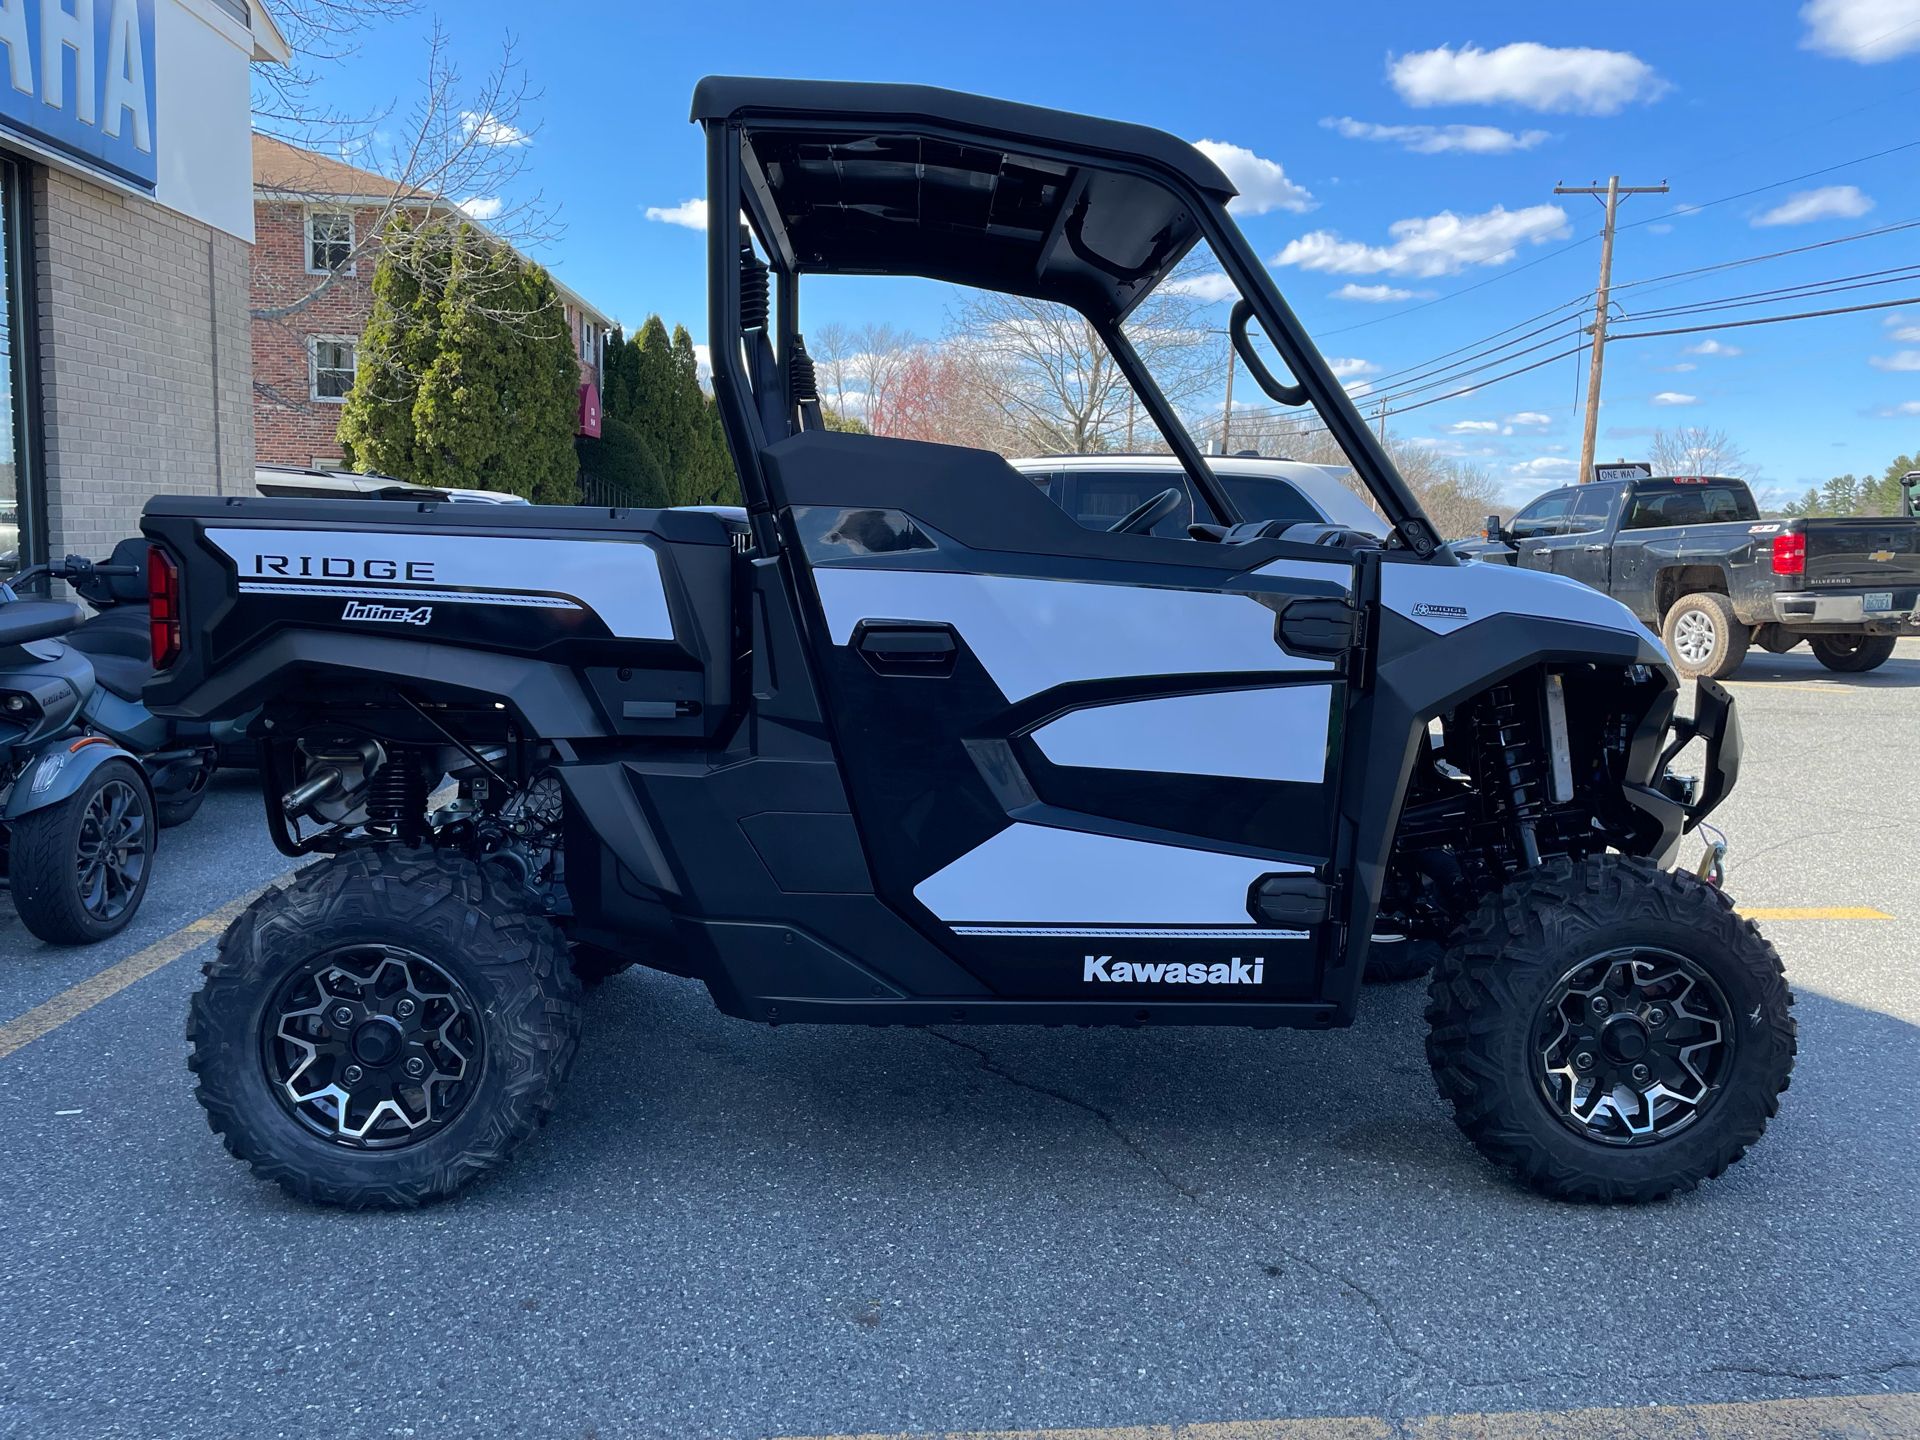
[
  {"left": 789, "top": 346, "right": 817, "bottom": 404},
  {"left": 1474, "top": 684, "right": 1546, "bottom": 822},
  {"left": 367, "top": 750, "right": 428, "bottom": 841},
  {"left": 739, "top": 239, "right": 769, "bottom": 332}
]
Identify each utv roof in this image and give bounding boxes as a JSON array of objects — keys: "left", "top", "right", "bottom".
[{"left": 691, "top": 76, "right": 1237, "bottom": 319}]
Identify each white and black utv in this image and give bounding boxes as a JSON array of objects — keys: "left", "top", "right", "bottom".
[{"left": 144, "top": 79, "right": 1792, "bottom": 1209}]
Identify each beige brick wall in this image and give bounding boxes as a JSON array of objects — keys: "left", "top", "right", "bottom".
[{"left": 33, "top": 166, "right": 254, "bottom": 560}]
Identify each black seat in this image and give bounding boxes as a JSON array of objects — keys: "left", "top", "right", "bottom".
[
  {"left": 0, "top": 600, "right": 84, "bottom": 649},
  {"left": 83, "top": 649, "right": 153, "bottom": 702},
  {"left": 66, "top": 604, "right": 151, "bottom": 661}
]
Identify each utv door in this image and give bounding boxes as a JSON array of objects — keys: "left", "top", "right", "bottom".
[{"left": 763, "top": 431, "right": 1359, "bottom": 1006}]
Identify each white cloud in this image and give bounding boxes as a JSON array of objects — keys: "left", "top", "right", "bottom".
[
  {"left": 1331, "top": 282, "right": 1432, "bottom": 303},
  {"left": 1875, "top": 399, "right": 1920, "bottom": 416},
  {"left": 1752, "top": 184, "right": 1874, "bottom": 227},
  {"left": 1321, "top": 116, "right": 1551, "bottom": 155},
  {"left": 1164, "top": 272, "right": 1241, "bottom": 302},
  {"left": 1344, "top": 379, "right": 1376, "bottom": 399},
  {"left": 1275, "top": 204, "right": 1570, "bottom": 278},
  {"left": 461, "top": 111, "right": 531, "bottom": 148},
  {"left": 1684, "top": 338, "right": 1744, "bottom": 357},
  {"left": 1328, "top": 357, "right": 1380, "bottom": 379},
  {"left": 1884, "top": 314, "right": 1920, "bottom": 342},
  {"left": 457, "top": 195, "right": 503, "bottom": 221},
  {"left": 1445, "top": 419, "right": 1500, "bottom": 434},
  {"left": 1192, "top": 140, "right": 1315, "bottom": 215},
  {"left": 1801, "top": 0, "right": 1920, "bottom": 61},
  {"left": 1389, "top": 43, "right": 1668, "bottom": 116},
  {"left": 645, "top": 198, "right": 708, "bottom": 231},
  {"left": 692, "top": 343, "right": 712, "bottom": 382},
  {"left": 1652, "top": 391, "right": 1699, "bottom": 406},
  {"left": 1871, "top": 350, "right": 1920, "bottom": 370},
  {"left": 1658, "top": 362, "right": 1699, "bottom": 373},
  {"left": 1504, "top": 411, "right": 1553, "bottom": 429}
]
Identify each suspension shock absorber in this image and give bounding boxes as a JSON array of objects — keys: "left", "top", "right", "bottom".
[
  {"left": 1475, "top": 683, "right": 1547, "bottom": 867},
  {"left": 365, "top": 748, "right": 429, "bottom": 844}
]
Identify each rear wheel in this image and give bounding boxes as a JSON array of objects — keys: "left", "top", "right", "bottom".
[
  {"left": 1662, "top": 592, "right": 1748, "bottom": 679},
  {"left": 1426, "top": 856, "right": 1795, "bottom": 1203},
  {"left": 188, "top": 847, "right": 583, "bottom": 1208},
  {"left": 1808, "top": 633, "right": 1897, "bottom": 673},
  {"left": 9, "top": 758, "right": 153, "bottom": 945}
]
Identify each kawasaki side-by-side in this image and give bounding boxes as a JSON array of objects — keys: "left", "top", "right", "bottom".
[{"left": 143, "top": 79, "right": 1793, "bottom": 1209}]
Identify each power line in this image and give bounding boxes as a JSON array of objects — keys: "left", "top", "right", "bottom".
[
  {"left": 1617, "top": 136, "right": 1920, "bottom": 234},
  {"left": 1312, "top": 230, "right": 1602, "bottom": 338},
  {"left": 1610, "top": 217, "right": 1920, "bottom": 296},
  {"left": 1609, "top": 292, "right": 1920, "bottom": 342},
  {"left": 1617, "top": 263, "right": 1920, "bottom": 323}
]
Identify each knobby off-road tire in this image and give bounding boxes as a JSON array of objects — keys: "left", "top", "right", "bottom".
[
  {"left": 9, "top": 757, "right": 154, "bottom": 945},
  {"left": 1662, "top": 592, "right": 1748, "bottom": 680},
  {"left": 1365, "top": 935, "right": 1442, "bottom": 984},
  {"left": 1808, "top": 633, "right": 1898, "bottom": 673},
  {"left": 1426, "top": 856, "right": 1795, "bottom": 1203},
  {"left": 188, "top": 847, "right": 583, "bottom": 1209}
]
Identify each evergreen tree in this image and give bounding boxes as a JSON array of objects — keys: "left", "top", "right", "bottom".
[
  {"left": 339, "top": 217, "right": 581, "bottom": 503},
  {"left": 576, "top": 415, "right": 669, "bottom": 507}
]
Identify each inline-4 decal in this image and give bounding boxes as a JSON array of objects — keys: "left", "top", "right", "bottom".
[
  {"left": 341, "top": 601, "right": 433, "bottom": 626},
  {"left": 207, "top": 529, "right": 675, "bottom": 640}
]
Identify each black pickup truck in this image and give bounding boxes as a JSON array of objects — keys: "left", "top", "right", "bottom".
[{"left": 1479, "top": 475, "right": 1920, "bottom": 678}]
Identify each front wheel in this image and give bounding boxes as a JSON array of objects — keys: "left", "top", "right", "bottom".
[
  {"left": 1425, "top": 857, "right": 1795, "bottom": 1203},
  {"left": 1808, "top": 633, "right": 1897, "bottom": 673},
  {"left": 187, "top": 847, "right": 583, "bottom": 1209},
  {"left": 8, "top": 757, "right": 154, "bottom": 945}
]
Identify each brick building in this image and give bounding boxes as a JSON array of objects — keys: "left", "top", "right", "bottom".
[
  {"left": 1, "top": 1, "right": 287, "bottom": 579},
  {"left": 251, "top": 136, "right": 613, "bottom": 470}
]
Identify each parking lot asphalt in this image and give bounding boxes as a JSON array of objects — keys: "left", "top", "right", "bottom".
[{"left": 2, "top": 641, "right": 1916, "bottom": 1439}]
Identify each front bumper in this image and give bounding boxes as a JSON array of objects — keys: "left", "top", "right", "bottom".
[
  {"left": 1774, "top": 588, "right": 1920, "bottom": 632},
  {"left": 1625, "top": 677, "right": 1743, "bottom": 865}
]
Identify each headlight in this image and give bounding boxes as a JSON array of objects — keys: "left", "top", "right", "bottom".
[{"left": 0, "top": 690, "right": 40, "bottom": 723}]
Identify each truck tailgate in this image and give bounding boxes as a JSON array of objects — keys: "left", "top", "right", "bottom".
[{"left": 1800, "top": 516, "right": 1920, "bottom": 589}]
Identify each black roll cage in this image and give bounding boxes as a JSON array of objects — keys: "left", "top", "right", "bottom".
[{"left": 697, "top": 86, "right": 1447, "bottom": 563}]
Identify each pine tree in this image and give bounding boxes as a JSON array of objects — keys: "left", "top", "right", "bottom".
[{"left": 339, "top": 218, "right": 580, "bottom": 503}]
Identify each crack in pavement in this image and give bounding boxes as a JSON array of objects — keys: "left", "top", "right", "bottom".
[
  {"left": 926, "top": 1029, "right": 1435, "bottom": 1410},
  {"left": 923, "top": 1029, "right": 1920, "bottom": 1417}
]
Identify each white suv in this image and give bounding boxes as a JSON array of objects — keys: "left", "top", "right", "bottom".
[{"left": 1009, "top": 454, "right": 1386, "bottom": 539}]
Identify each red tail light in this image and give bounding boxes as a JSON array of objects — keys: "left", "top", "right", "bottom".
[
  {"left": 1771, "top": 532, "right": 1806, "bottom": 577},
  {"left": 148, "top": 544, "right": 182, "bottom": 668}
]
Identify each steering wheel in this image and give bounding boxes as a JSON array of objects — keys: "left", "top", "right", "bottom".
[{"left": 1108, "top": 486, "right": 1185, "bottom": 535}]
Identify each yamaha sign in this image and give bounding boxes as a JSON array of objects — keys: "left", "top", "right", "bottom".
[{"left": 0, "top": 0, "right": 157, "bottom": 193}]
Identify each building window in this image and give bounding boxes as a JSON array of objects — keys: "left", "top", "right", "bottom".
[
  {"left": 310, "top": 337, "right": 357, "bottom": 402},
  {"left": 306, "top": 210, "right": 354, "bottom": 274},
  {"left": 580, "top": 320, "right": 594, "bottom": 362},
  {"left": 0, "top": 157, "right": 41, "bottom": 582}
]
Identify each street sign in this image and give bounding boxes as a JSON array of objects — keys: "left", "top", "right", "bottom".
[{"left": 1593, "top": 462, "right": 1652, "bottom": 483}]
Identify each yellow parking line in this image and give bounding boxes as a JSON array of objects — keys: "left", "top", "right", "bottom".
[
  {"left": 0, "top": 877, "right": 289, "bottom": 1062},
  {"left": 779, "top": 1391, "right": 1920, "bottom": 1439},
  {"left": 1739, "top": 906, "right": 1894, "bottom": 921}
]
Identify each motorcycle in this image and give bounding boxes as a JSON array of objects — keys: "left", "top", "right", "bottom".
[
  {"left": 52, "top": 540, "right": 250, "bottom": 828},
  {"left": 1, "top": 561, "right": 154, "bottom": 944}
]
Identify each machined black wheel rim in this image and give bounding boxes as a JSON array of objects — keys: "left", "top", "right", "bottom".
[
  {"left": 261, "top": 946, "right": 483, "bottom": 1149},
  {"left": 76, "top": 778, "right": 148, "bottom": 922},
  {"left": 1531, "top": 947, "right": 1735, "bottom": 1146}
]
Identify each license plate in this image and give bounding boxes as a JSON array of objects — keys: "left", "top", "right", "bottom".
[{"left": 1865, "top": 592, "right": 1893, "bottom": 612}]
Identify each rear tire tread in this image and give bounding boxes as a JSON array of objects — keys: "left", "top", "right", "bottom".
[{"left": 186, "top": 846, "right": 583, "bottom": 1209}]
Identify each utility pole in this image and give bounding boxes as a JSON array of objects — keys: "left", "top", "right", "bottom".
[
  {"left": 1219, "top": 343, "right": 1238, "bottom": 454},
  {"left": 1374, "top": 401, "right": 1390, "bottom": 445},
  {"left": 1555, "top": 175, "right": 1668, "bottom": 482}
]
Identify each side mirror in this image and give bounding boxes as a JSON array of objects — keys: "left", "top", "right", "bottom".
[{"left": 1484, "top": 513, "right": 1506, "bottom": 543}]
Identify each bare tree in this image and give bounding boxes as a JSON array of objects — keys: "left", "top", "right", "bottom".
[
  {"left": 946, "top": 283, "right": 1221, "bottom": 454},
  {"left": 252, "top": 12, "right": 557, "bottom": 326},
  {"left": 1647, "top": 426, "right": 1753, "bottom": 479}
]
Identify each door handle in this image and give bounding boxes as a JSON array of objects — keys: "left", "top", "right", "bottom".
[
  {"left": 1584, "top": 544, "right": 1607, "bottom": 553},
  {"left": 855, "top": 622, "right": 958, "bottom": 675},
  {"left": 1529, "top": 548, "right": 1550, "bottom": 558}
]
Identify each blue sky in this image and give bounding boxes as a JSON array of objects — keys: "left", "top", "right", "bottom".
[{"left": 307, "top": 0, "right": 1920, "bottom": 505}]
